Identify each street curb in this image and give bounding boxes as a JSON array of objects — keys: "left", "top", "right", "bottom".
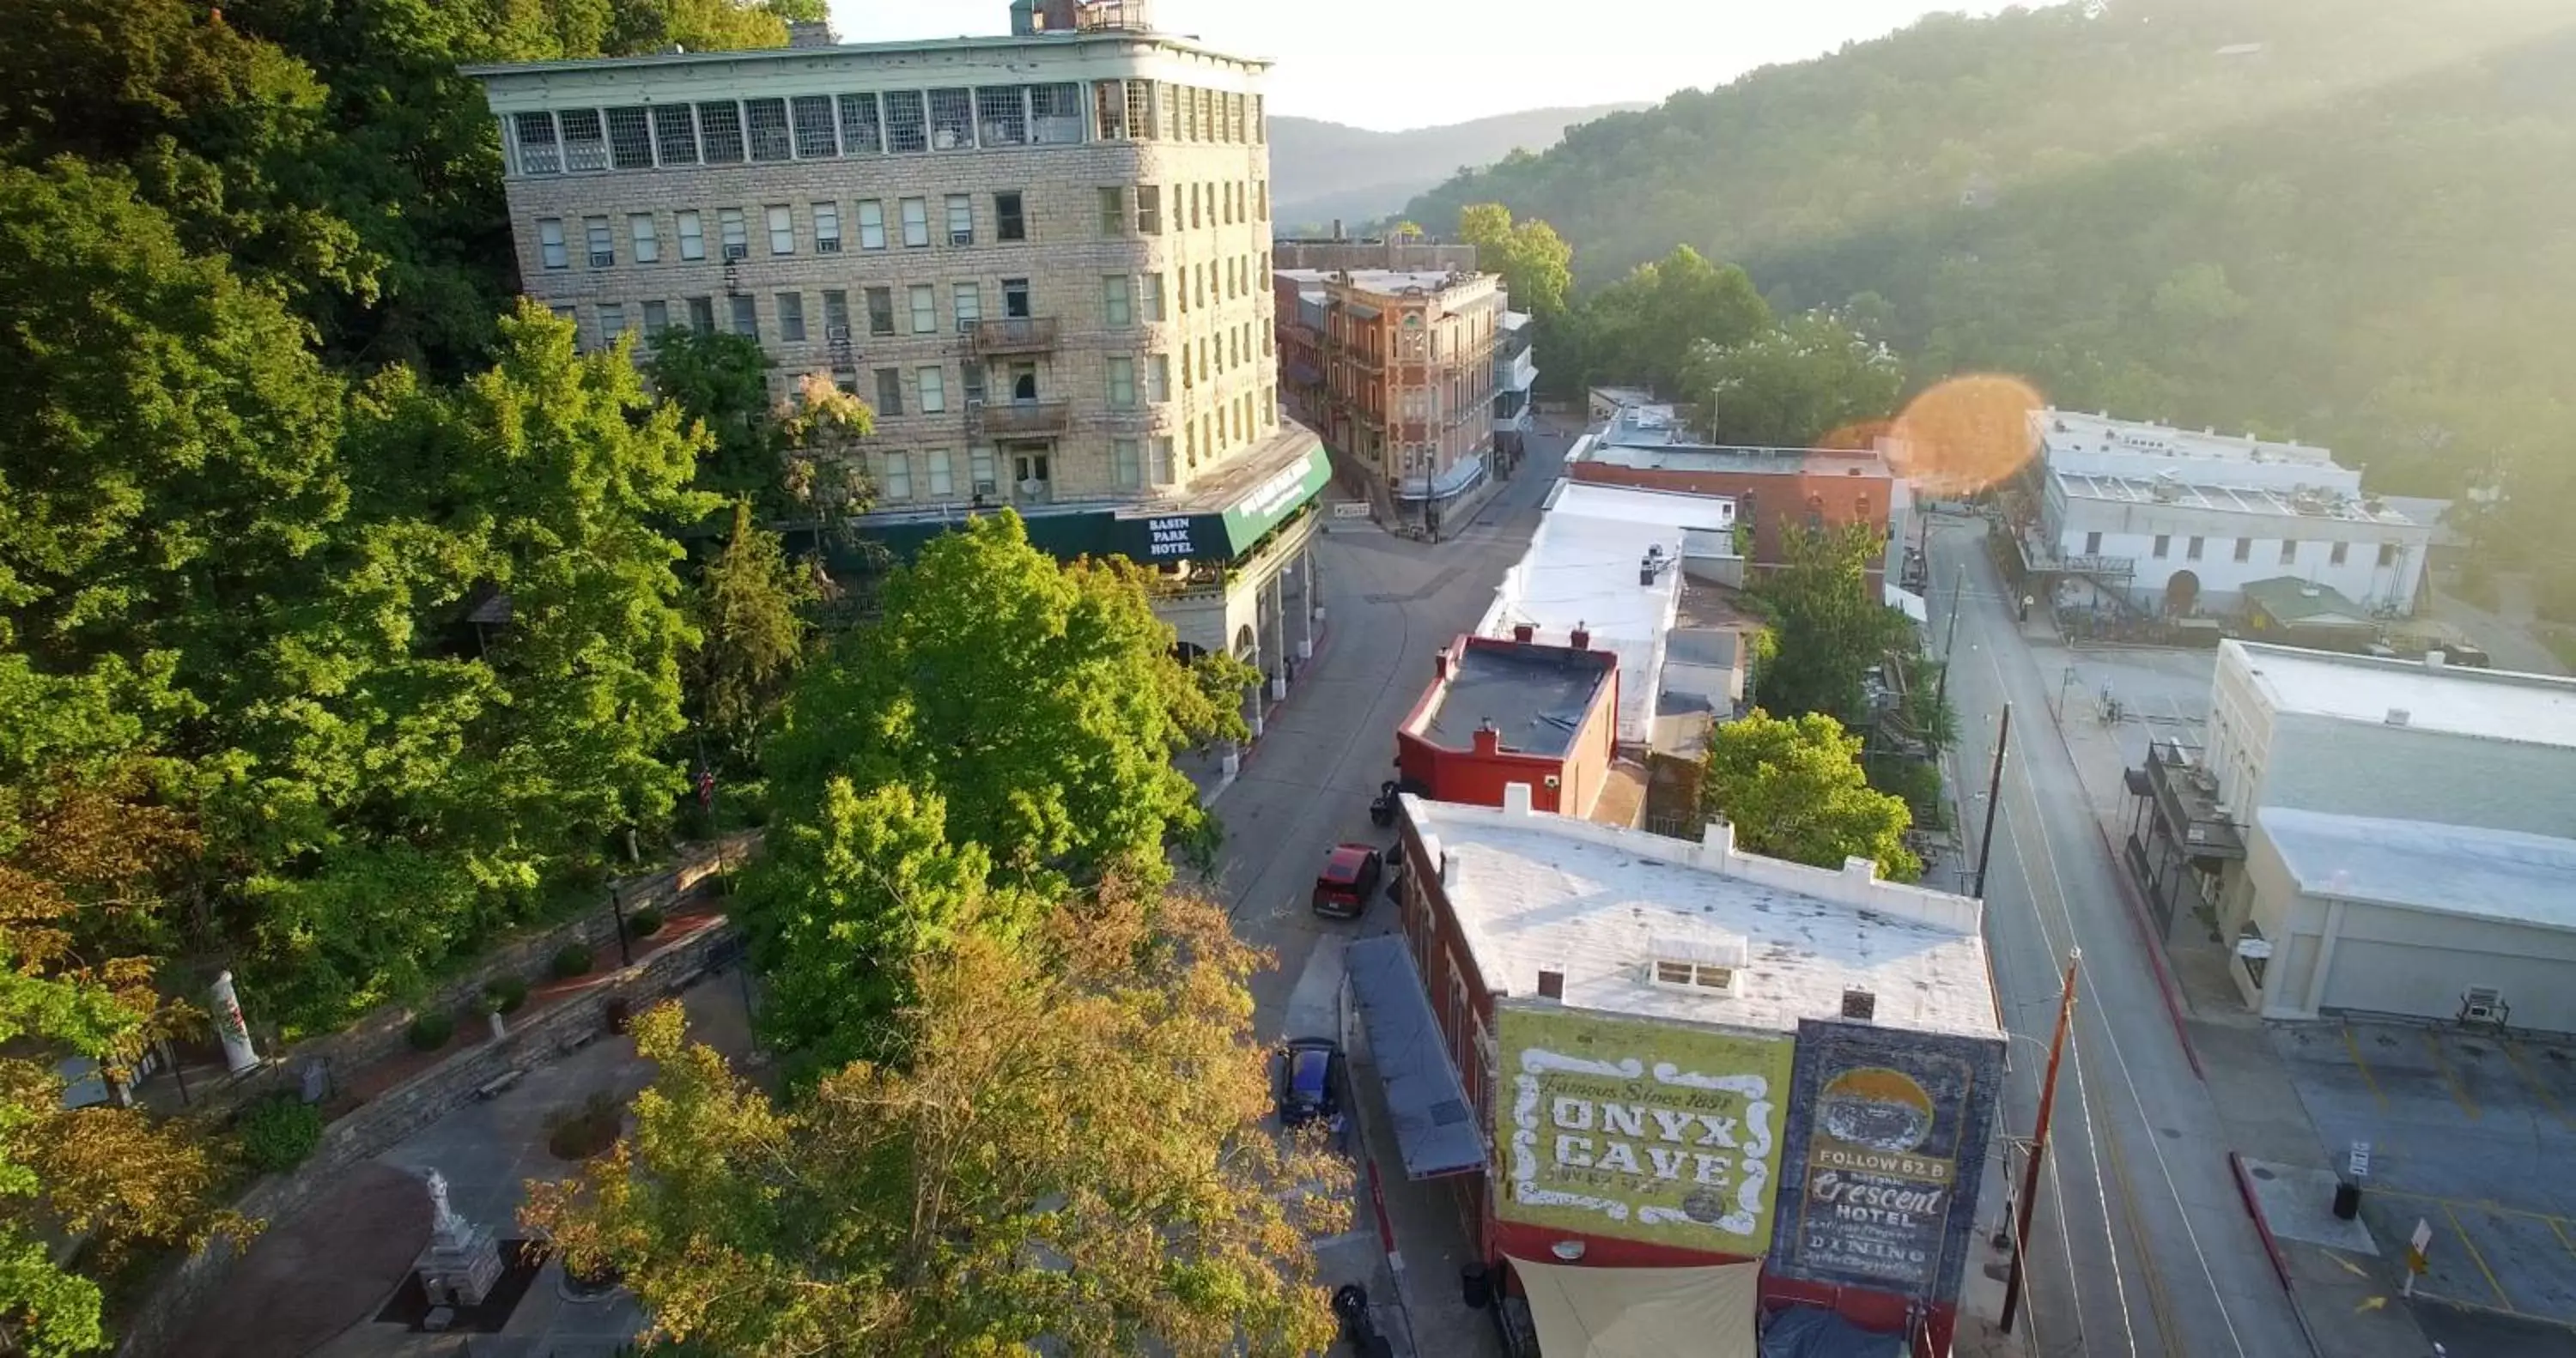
[
  {"left": 2227, "top": 1151, "right": 2294, "bottom": 1294},
  {"left": 2087, "top": 815, "right": 2208, "bottom": 1082},
  {"left": 1203, "top": 620, "right": 1334, "bottom": 809}
]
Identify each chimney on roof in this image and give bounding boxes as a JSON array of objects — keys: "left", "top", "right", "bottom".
[
  {"left": 1571, "top": 621, "right": 1592, "bottom": 651},
  {"left": 1504, "top": 783, "right": 1534, "bottom": 815},
  {"left": 2424, "top": 649, "right": 2447, "bottom": 670},
  {"left": 1841, "top": 988, "right": 1878, "bottom": 1022},
  {"left": 1331, "top": 218, "right": 1346, "bottom": 241},
  {"left": 1537, "top": 969, "right": 1565, "bottom": 1001},
  {"left": 1472, "top": 724, "right": 1502, "bottom": 757},
  {"left": 1842, "top": 855, "right": 1880, "bottom": 883},
  {"left": 785, "top": 17, "right": 836, "bottom": 45},
  {"left": 1513, "top": 622, "right": 1535, "bottom": 644},
  {"left": 1434, "top": 650, "right": 1449, "bottom": 679},
  {"left": 1700, "top": 817, "right": 1735, "bottom": 861}
]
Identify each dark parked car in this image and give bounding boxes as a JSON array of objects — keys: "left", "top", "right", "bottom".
[
  {"left": 1277, "top": 1037, "right": 1346, "bottom": 1131},
  {"left": 1313, "top": 843, "right": 1384, "bottom": 918}
]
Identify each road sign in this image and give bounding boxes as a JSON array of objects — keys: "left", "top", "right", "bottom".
[
  {"left": 2405, "top": 1216, "right": 2433, "bottom": 1296},
  {"left": 1331, "top": 501, "right": 1371, "bottom": 519},
  {"left": 2348, "top": 1140, "right": 2372, "bottom": 1179}
]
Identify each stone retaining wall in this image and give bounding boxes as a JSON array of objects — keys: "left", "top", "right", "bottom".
[{"left": 113, "top": 916, "right": 747, "bottom": 1358}]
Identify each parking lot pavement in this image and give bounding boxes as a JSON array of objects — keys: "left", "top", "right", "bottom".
[{"left": 2275, "top": 1017, "right": 2576, "bottom": 1339}]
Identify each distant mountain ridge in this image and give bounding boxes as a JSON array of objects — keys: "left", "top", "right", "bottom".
[{"left": 1267, "top": 106, "right": 1645, "bottom": 233}]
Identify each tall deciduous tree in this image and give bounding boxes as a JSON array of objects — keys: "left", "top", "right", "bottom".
[
  {"left": 526, "top": 886, "right": 1347, "bottom": 1358},
  {"left": 1753, "top": 523, "right": 1914, "bottom": 726},
  {"left": 1577, "top": 246, "right": 1773, "bottom": 396},
  {"left": 1458, "top": 203, "right": 1574, "bottom": 317},
  {"left": 690, "top": 500, "right": 815, "bottom": 767},
  {"left": 1698, "top": 710, "right": 1921, "bottom": 882},
  {"left": 1680, "top": 312, "right": 1904, "bottom": 448},
  {"left": 763, "top": 512, "right": 1229, "bottom": 891},
  {"left": 645, "top": 329, "right": 783, "bottom": 506}
]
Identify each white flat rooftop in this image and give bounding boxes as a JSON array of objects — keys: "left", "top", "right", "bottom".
[
  {"left": 2056, "top": 471, "right": 2419, "bottom": 526},
  {"left": 2257, "top": 807, "right": 2576, "bottom": 933},
  {"left": 2036, "top": 409, "right": 2336, "bottom": 468},
  {"left": 1274, "top": 267, "right": 1485, "bottom": 297},
  {"left": 1481, "top": 482, "right": 1736, "bottom": 743},
  {"left": 2229, "top": 641, "right": 2576, "bottom": 749},
  {"left": 1406, "top": 797, "right": 1999, "bottom": 1039}
]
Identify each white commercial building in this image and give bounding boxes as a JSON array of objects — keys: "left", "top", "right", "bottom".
[
  {"left": 1478, "top": 481, "right": 1736, "bottom": 745},
  {"left": 2028, "top": 409, "right": 2430, "bottom": 619},
  {"left": 2136, "top": 641, "right": 2576, "bottom": 1027}
]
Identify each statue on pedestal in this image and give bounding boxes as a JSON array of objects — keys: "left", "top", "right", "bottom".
[{"left": 414, "top": 1166, "right": 501, "bottom": 1308}]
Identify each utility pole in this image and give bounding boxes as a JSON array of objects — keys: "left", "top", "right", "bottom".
[
  {"left": 1972, "top": 703, "right": 2013, "bottom": 900},
  {"left": 2002, "top": 949, "right": 2082, "bottom": 1334},
  {"left": 1935, "top": 564, "right": 1967, "bottom": 712}
]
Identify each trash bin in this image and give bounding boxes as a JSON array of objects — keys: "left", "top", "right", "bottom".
[
  {"left": 2332, "top": 1179, "right": 2362, "bottom": 1221},
  {"left": 1462, "top": 1261, "right": 1492, "bottom": 1311}
]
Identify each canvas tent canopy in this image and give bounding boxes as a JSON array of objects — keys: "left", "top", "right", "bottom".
[{"left": 1504, "top": 1256, "right": 1761, "bottom": 1358}]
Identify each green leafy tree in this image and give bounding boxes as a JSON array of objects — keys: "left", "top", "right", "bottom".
[
  {"left": 526, "top": 886, "right": 1348, "bottom": 1358},
  {"left": 1577, "top": 246, "right": 1773, "bottom": 395},
  {"left": 1698, "top": 710, "right": 1921, "bottom": 882},
  {"left": 763, "top": 512, "right": 1228, "bottom": 892},
  {"left": 690, "top": 500, "right": 817, "bottom": 767},
  {"left": 646, "top": 328, "right": 783, "bottom": 505},
  {"left": 1680, "top": 312, "right": 1904, "bottom": 448},
  {"left": 1753, "top": 523, "right": 1915, "bottom": 726},
  {"left": 776, "top": 372, "right": 879, "bottom": 547},
  {"left": 1458, "top": 203, "right": 1575, "bottom": 317}
]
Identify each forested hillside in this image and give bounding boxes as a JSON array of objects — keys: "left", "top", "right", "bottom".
[
  {"left": 1269, "top": 105, "right": 1638, "bottom": 231},
  {"left": 1406, "top": 0, "right": 2576, "bottom": 510}
]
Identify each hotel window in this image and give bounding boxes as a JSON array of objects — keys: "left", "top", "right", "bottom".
[
  {"left": 837, "top": 94, "right": 883, "bottom": 155},
  {"left": 512, "top": 112, "right": 560, "bottom": 173},
  {"left": 2233, "top": 537, "right": 2252, "bottom": 562},
  {"left": 1098, "top": 186, "right": 1126, "bottom": 235},
  {"left": 2187, "top": 535, "right": 2205, "bottom": 561},
  {"left": 927, "top": 88, "right": 975, "bottom": 149},
  {"left": 629, "top": 214, "right": 659, "bottom": 263},
  {"left": 2152, "top": 534, "right": 2170, "bottom": 559},
  {"left": 1103, "top": 276, "right": 1133, "bottom": 327},
  {"left": 866, "top": 287, "right": 895, "bottom": 336},
  {"left": 1127, "top": 80, "right": 1156, "bottom": 139},
  {"left": 1113, "top": 438, "right": 1142, "bottom": 489},
  {"left": 676, "top": 210, "right": 704, "bottom": 260},
  {"left": 900, "top": 197, "right": 930, "bottom": 248},
  {"left": 1254, "top": 94, "right": 1266, "bottom": 142},
  {"left": 2280, "top": 539, "right": 2299, "bottom": 566},
  {"left": 767, "top": 205, "right": 795, "bottom": 255},
  {"left": 813, "top": 203, "right": 841, "bottom": 253},
  {"left": 952, "top": 283, "right": 981, "bottom": 329},
  {"left": 537, "top": 219, "right": 567, "bottom": 270},
  {"left": 1153, "top": 435, "right": 1175, "bottom": 483},
  {"left": 686, "top": 296, "right": 714, "bottom": 331},
  {"left": 1135, "top": 185, "right": 1161, "bottom": 235},
  {"left": 857, "top": 200, "right": 886, "bottom": 250},
  {"left": 1256, "top": 180, "right": 1268, "bottom": 219},
  {"left": 696, "top": 101, "right": 745, "bottom": 163},
  {"left": 652, "top": 105, "right": 698, "bottom": 164},
  {"left": 945, "top": 194, "right": 974, "bottom": 246},
  {"left": 823, "top": 290, "right": 850, "bottom": 338},
  {"left": 641, "top": 300, "right": 670, "bottom": 333},
  {"left": 884, "top": 91, "right": 928, "bottom": 153},
  {"left": 776, "top": 293, "right": 805, "bottom": 342},
  {"left": 599, "top": 303, "right": 627, "bottom": 344},
  {"left": 744, "top": 98, "right": 792, "bottom": 161},
  {"left": 975, "top": 86, "right": 1028, "bottom": 146},
  {"left": 918, "top": 367, "right": 947, "bottom": 414},
  {"left": 792, "top": 95, "right": 838, "bottom": 157},
  {"left": 561, "top": 109, "right": 608, "bottom": 171},
  {"left": 908, "top": 284, "right": 937, "bottom": 334},
  {"left": 874, "top": 368, "right": 905, "bottom": 415},
  {"left": 729, "top": 294, "right": 758, "bottom": 338},
  {"left": 1030, "top": 83, "right": 1082, "bottom": 143},
  {"left": 1146, "top": 354, "right": 1169, "bottom": 403},
  {"left": 1094, "top": 80, "right": 1129, "bottom": 139},
  {"left": 925, "top": 448, "right": 955, "bottom": 497},
  {"left": 970, "top": 447, "right": 999, "bottom": 495},
  {"left": 584, "top": 216, "right": 614, "bottom": 267},
  {"left": 996, "top": 191, "right": 1026, "bottom": 242},
  {"left": 2330, "top": 541, "right": 2350, "bottom": 566},
  {"left": 1107, "top": 357, "right": 1137, "bottom": 410},
  {"left": 881, "top": 450, "right": 912, "bottom": 500},
  {"left": 606, "top": 107, "right": 653, "bottom": 168},
  {"left": 719, "top": 209, "right": 748, "bottom": 260},
  {"left": 1143, "top": 272, "right": 1165, "bottom": 321},
  {"left": 2379, "top": 542, "right": 2400, "bottom": 567},
  {"left": 960, "top": 361, "right": 986, "bottom": 404},
  {"left": 1002, "top": 278, "right": 1030, "bottom": 318}
]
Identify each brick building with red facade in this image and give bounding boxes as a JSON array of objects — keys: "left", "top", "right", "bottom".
[{"left": 1394, "top": 629, "right": 1619, "bottom": 818}]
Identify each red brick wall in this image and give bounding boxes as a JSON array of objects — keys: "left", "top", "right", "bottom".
[
  {"left": 1392, "top": 637, "right": 1619, "bottom": 819},
  {"left": 1569, "top": 460, "right": 1892, "bottom": 590}
]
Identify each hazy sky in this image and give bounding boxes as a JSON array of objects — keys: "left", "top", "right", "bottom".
[{"left": 823, "top": 0, "right": 2003, "bottom": 130}]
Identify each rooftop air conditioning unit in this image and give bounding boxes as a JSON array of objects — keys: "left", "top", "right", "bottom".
[{"left": 2464, "top": 987, "right": 2506, "bottom": 1024}]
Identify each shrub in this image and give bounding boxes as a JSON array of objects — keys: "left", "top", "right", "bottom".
[
  {"left": 483, "top": 975, "right": 530, "bottom": 1015},
  {"left": 626, "top": 906, "right": 664, "bottom": 940},
  {"left": 407, "top": 1010, "right": 455, "bottom": 1052},
  {"left": 238, "top": 1094, "right": 324, "bottom": 1173},
  {"left": 551, "top": 943, "right": 595, "bottom": 979}
]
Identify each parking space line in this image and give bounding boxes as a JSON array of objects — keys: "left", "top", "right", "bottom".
[
  {"left": 2340, "top": 1024, "right": 2391, "bottom": 1112},
  {"left": 2427, "top": 1030, "right": 2482, "bottom": 1121},
  {"left": 2502, "top": 1038, "right": 2576, "bottom": 1131},
  {"left": 2445, "top": 1201, "right": 2514, "bottom": 1312},
  {"left": 2549, "top": 1214, "right": 2576, "bottom": 1270}
]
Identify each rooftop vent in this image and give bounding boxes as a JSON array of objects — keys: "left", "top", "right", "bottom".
[
  {"left": 1537, "top": 969, "right": 1565, "bottom": 1001},
  {"left": 2424, "top": 650, "right": 2447, "bottom": 670},
  {"left": 1649, "top": 933, "right": 1747, "bottom": 996},
  {"left": 1841, "top": 989, "right": 1878, "bottom": 1022},
  {"left": 2385, "top": 707, "right": 2411, "bottom": 727}
]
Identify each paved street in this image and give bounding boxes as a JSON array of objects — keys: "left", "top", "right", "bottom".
[{"left": 1925, "top": 513, "right": 2315, "bottom": 1358}]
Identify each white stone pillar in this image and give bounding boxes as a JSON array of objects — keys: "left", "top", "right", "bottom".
[
  {"left": 1269, "top": 569, "right": 1290, "bottom": 700},
  {"left": 1298, "top": 549, "right": 1316, "bottom": 660},
  {"left": 210, "top": 972, "right": 259, "bottom": 1074},
  {"left": 1244, "top": 608, "right": 1265, "bottom": 740}
]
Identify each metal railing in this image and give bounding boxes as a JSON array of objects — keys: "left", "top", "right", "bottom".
[
  {"left": 966, "top": 316, "right": 1059, "bottom": 354},
  {"left": 968, "top": 399, "right": 1069, "bottom": 436}
]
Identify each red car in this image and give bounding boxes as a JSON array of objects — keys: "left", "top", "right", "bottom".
[{"left": 1313, "top": 843, "right": 1385, "bottom": 918}]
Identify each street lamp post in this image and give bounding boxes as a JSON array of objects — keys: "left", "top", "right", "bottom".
[{"left": 1972, "top": 704, "right": 2014, "bottom": 900}]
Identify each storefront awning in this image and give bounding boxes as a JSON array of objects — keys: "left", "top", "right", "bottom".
[
  {"left": 1505, "top": 1255, "right": 1760, "bottom": 1358},
  {"left": 1344, "top": 936, "right": 1485, "bottom": 1179}
]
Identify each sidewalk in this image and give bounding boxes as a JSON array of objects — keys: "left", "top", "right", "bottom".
[
  {"left": 1180, "top": 616, "right": 1334, "bottom": 807},
  {"left": 2024, "top": 617, "right": 2435, "bottom": 1358}
]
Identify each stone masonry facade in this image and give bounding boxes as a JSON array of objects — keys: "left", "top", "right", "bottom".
[{"left": 472, "top": 29, "right": 1286, "bottom": 513}]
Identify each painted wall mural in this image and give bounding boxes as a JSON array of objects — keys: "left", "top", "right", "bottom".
[
  {"left": 1769, "top": 1018, "right": 2007, "bottom": 1304},
  {"left": 1494, "top": 1003, "right": 1798, "bottom": 1255}
]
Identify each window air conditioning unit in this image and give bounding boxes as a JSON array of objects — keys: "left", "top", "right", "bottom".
[
  {"left": 972, "top": 476, "right": 999, "bottom": 496},
  {"left": 588, "top": 251, "right": 615, "bottom": 268},
  {"left": 965, "top": 397, "right": 987, "bottom": 412},
  {"left": 950, "top": 230, "right": 974, "bottom": 246},
  {"left": 957, "top": 317, "right": 978, "bottom": 333},
  {"left": 722, "top": 244, "right": 749, "bottom": 261},
  {"left": 817, "top": 238, "right": 842, "bottom": 253},
  {"left": 824, "top": 324, "right": 851, "bottom": 343},
  {"left": 2463, "top": 987, "right": 2506, "bottom": 1024}
]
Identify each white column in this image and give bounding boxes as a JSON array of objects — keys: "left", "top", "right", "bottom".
[
  {"left": 1268, "top": 568, "right": 1290, "bottom": 700},
  {"left": 1298, "top": 549, "right": 1315, "bottom": 660},
  {"left": 1244, "top": 601, "right": 1265, "bottom": 740}
]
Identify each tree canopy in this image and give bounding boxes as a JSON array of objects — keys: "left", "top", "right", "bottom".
[
  {"left": 1698, "top": 711, "right": 1921, "bottom": 883},
  {"left": 1752, "top": 524, "right": 1917, "bottom": 727},
  {"left": 1680, "top": 311, "right": 1904, "bottom": 449},
  {"left": 527, "top": 886, "right": 1349, "bottom": 1358}
]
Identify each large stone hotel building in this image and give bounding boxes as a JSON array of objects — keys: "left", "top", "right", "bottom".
[{"left": 465, "top": 0, "right": 1325, "bottom": 674}]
